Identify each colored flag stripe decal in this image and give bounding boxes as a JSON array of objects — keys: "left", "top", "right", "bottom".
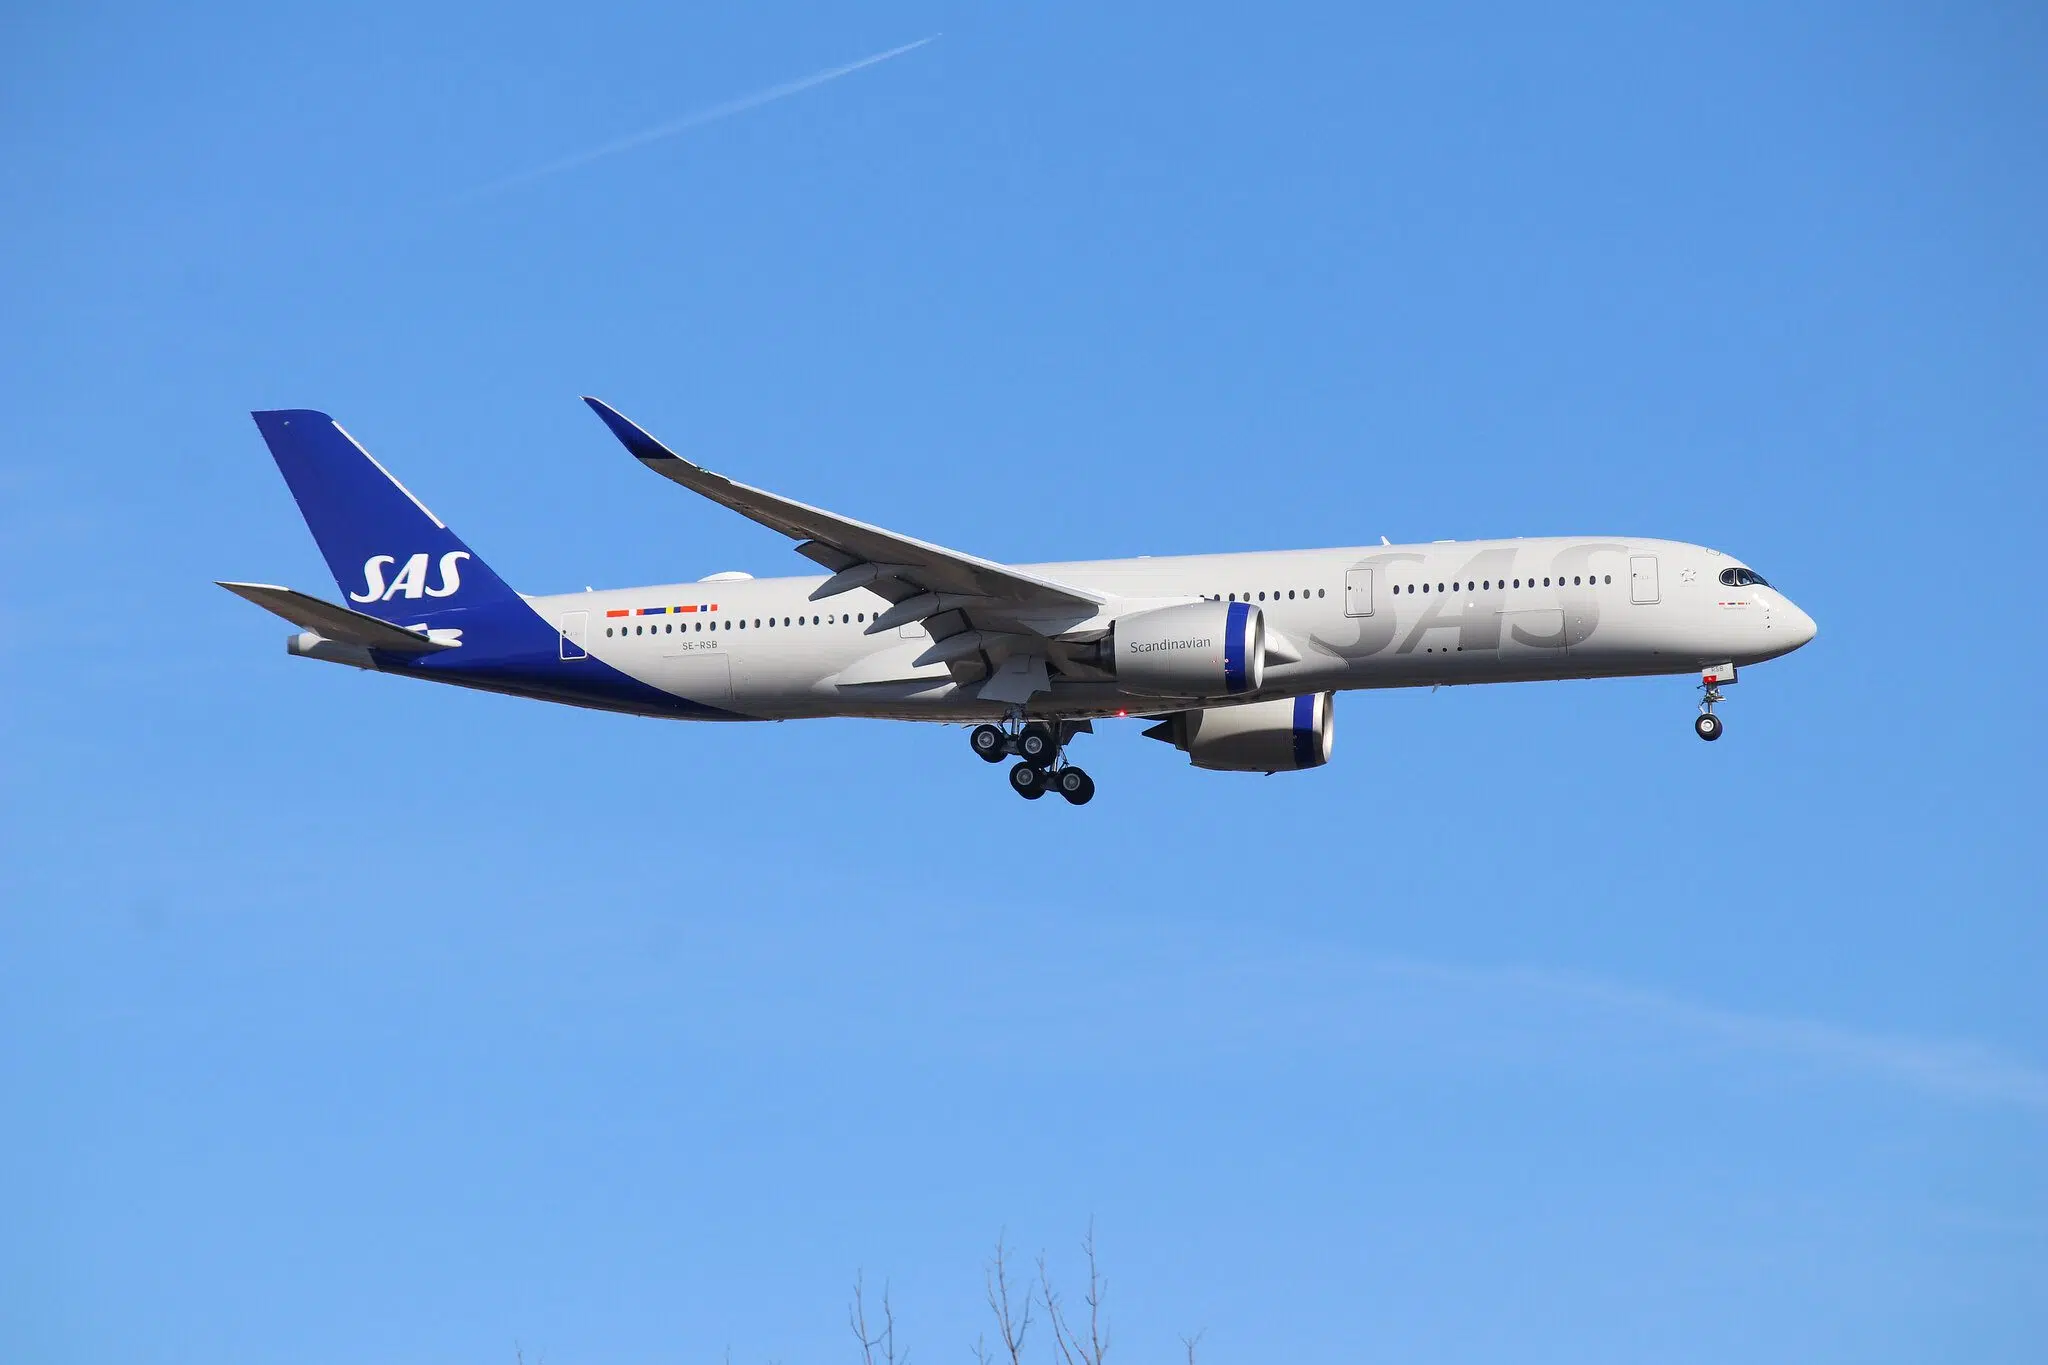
[{"left": 608, "top": 604, "right": 719, "bottom": 619}]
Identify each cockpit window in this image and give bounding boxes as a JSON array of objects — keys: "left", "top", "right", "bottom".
[{"left": 1718, "top": 567, "right": 1771, "bottom": 588}]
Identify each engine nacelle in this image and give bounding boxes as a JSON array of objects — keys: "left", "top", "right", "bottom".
[
  {"left": 1109, "top": 600, "right": 1265, "bottom": 699},
  {"left": 1145, "top": 693, "right": 1335, "bottom": 773}
]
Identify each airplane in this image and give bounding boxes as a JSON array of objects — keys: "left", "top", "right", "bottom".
[{"left": 220, "top": 399, "right": 1819, "bottom": 804}]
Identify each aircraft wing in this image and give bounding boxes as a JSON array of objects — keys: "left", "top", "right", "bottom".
[
  {"left": 582, "top": 397, "right": 1106, "bottom": 635},
  {"left": 217, "top": 581, "right": 457, "bottom": 652},
  {"left": 582, "top": 398, "right": 1114, "bottom": 702}
]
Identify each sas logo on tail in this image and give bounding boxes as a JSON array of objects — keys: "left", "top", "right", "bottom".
[{"left": 350, "top": 551, "right": 470, "bottom": 603}]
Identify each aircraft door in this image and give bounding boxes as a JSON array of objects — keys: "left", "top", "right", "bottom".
[
  {"left": 1629, "top": 555, "right": 1661, "bottom": 605},
  {"left": 1344, "top": 568, "right": 1375, "bottom": 618},
  {"left": 559, "top": 610, "right": 589, "bottom": 660}
]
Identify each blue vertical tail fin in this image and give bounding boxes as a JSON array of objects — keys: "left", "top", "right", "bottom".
[{"left": 251, "top": 410, "right": 522, "bottom": 624}]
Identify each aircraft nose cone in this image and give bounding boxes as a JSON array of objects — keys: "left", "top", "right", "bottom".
[{"left": 1785, "top": 601, "right": 1818, "bottom": 649}]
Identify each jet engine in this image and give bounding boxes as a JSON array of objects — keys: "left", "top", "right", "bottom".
[
  {"left": 1143, "top": 693, "right": 1335, "bottom": 772},
  {"left": 1108, "top": 600, "right": 1264, "bottom": 698}
]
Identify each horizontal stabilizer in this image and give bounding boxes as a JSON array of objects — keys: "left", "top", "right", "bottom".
[{"left": 217, "top": 581, "right": 456, "bottom": 652}]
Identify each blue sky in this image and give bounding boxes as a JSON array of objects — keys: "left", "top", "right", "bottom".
[{"left": 3, "top": 3, "right": 2045, "bottom": 1361}]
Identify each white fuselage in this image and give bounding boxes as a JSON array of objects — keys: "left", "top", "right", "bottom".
[{"left": 528, "top": 536, "right": 1817, "bottom": 722}]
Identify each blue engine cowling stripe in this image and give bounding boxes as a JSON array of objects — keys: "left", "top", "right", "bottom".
[
  {"left": 1292, "top": 693, "right": 1316, "bottom": 768},
  {"left": 1223, "top": 600, "right": 1250, "bottom": 693}
]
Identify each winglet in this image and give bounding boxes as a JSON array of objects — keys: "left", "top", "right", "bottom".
[{"left": 582, "top": 397, "right": 687, "bottom": 469}]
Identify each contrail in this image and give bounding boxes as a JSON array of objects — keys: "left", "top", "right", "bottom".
[{"left": 461, "top": 35, "right": 939, "bottom": 200}]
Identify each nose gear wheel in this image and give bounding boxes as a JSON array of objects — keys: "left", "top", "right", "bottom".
[{"left": 1695, "top": 673, "right": 1729, "bottom": 741}]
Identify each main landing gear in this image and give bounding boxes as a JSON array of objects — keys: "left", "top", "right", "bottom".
[
  {"left": 970, "top": 721, "right": 1095, "bottom": 805},
  {"left": 1694, "top": 663, "right": 1734, "bottom": 742}
]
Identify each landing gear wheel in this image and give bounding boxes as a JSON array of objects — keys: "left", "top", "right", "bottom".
[
  {"left": 970, "top": 723, "right": 1009, "bottom": 763},
  {"left": 1055, "top": 766, "right": 1095, "bottom": 805},
  {"left": 1017, "top": 722, "right": 1058, "bottom": 768},
  {"left": 1695, "top": 712, "right": 1724, "bottom": 742},
  {"left": 1009, "top": 762, "right": 1046, "bottom": 799}
]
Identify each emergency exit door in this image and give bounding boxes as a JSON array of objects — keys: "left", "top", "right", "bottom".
[
  {"left": 558, "top": 610, "right": 589, "bottom": 660},
  {"left": 1344, "top": 568, "right": 1375, "bottom": 617},
  {"left": 1629, "top": 556, "right": 1661, "bottom": 605}
]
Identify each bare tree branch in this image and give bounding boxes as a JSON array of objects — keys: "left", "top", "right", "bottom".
[
  {"left": 1039, "top": 1225, "right": 1109, "bottom": 1365},
  {"left": 851, "top": 1271, "right": 879, "bottom": 1365},
  {"left": 850, "top": 1270, "right": 904, "bottom": 1365},
  {"left": 983, "top": 1234, "right": 1033, "bottom": 1365},
  {"left": 1039, "top": 1250, "right": 1081, "bottom": 1365},
  {"left": 1081, "top": 1222, "right": 1108, "bottom": 1365}
]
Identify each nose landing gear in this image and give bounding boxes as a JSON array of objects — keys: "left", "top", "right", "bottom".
[
  {"left": 971, "top": 719, "right": 1096, "bottom": 804},
  {"left": 1694, "top": 663, "right": 1735, "bottom": 741}
]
